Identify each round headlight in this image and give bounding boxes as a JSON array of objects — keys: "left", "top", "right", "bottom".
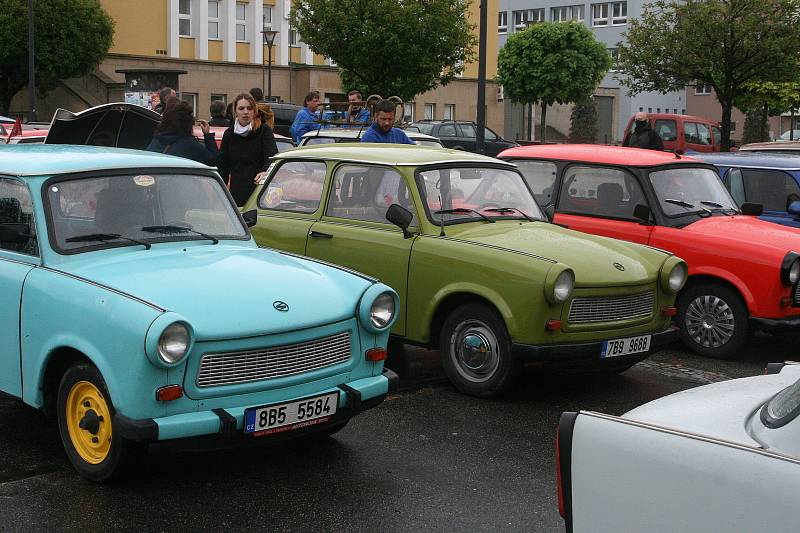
[
  {"left": 370, "top": 292, "right": 396, "bottom": 329},
  {"left": 668, "top": 262, "right": 688, "bottom": 292},
  {"left": 553, "top": 270, "right": 574, "bottom": 303},
  {"left": 790, "top": 259, "right": 800, "bottom": 285},
  {"left": 157, "top": 322, "right": 190, "bottom": 364}
]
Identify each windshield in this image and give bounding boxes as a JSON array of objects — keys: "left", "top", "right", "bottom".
[
  {"left": 47, "top": 173, "right": 247, "bottom": 253},
  {"left": 649, "top": 167, "right": 738, "bottom": 217},
  {"left": 416, "top": 166, "right": 545, "bottom": 224}
]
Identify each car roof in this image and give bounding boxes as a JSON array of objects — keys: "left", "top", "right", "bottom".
[
  {"left": 274, "top": 143, "right": 516, "bottom": 166},
  {"left": 739, "top": 140, "right": 800, "bottom": 151},
  {"left": 0, "top": 145, "right": 211, "bottom": 176},
  {"left": 691, "top": 151, "right": 800, "bottom": 170},
  {"left": 301, "top": 128, "right": 439, "bottom": 141},
  {"left": 499, "top": 144, "right": 702, "bottom": 166},
  {"left": 631, "top": 113, "right": 720, "bottom": 125}
]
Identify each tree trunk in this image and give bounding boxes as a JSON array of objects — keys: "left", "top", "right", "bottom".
[
  {"left": 720, "top": 100, "right": 733, "bottom": 152},
  {"left": 539, "top": 102, "right": 547, "bottom": 143}
]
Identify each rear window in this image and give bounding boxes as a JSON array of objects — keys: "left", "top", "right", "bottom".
[{"left": 413, "top": 123, "right": 434, "bottom": 135}]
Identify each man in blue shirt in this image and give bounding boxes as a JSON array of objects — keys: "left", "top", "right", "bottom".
[
  {"left": 346, "top": 90, "right": 371, "bottom": 128},
  {"left": 361, "top": 99, "right": 414, "bottom": 144},
  {"left": 290, "top": 90, "right": 321, "bottom": 143}
]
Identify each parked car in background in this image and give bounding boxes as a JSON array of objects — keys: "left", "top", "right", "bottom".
[
  {"left": 270, "top": 102, "right": 302, "bottom": 138},
  {"left": 622, "top": 113, "right": 721, "bottom": 153},
  {"left": 739, "top": 140, "right": 800, "bottom": 153},
  {"left": 2, "top": 126, "right": 49, "bottom": 145},
  {"left": 244, "top": 144, "right": 687, "bottom": 398},
  {"left": 557, "top": 361, "right": 800, "bottom": 533},
  {"left": 193, "top": 125, "right": 295, "bottom": 152},
  {"left": 0, "top": 144, "right": 398, "bottom": 481},
  {"left": 410, "top": 120, "right": 517, "bottom": 156},
  {"left": 300, "top": 127, "right": 442, "bottom": 147},
  {"left": 499, "top": 145, "right": 800, "bottom": 359},
  {"left": 691, "top": 151, "right": 800, "bottom": 228},
  {"left": 779, "top": 129, "right": 800, "bottom": 141}
]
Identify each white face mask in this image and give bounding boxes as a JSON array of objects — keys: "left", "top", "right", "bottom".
[{"left": 234, "top": 120, "right": 252, "bottom": 136}]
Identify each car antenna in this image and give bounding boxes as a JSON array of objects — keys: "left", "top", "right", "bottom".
[
  {"left": 674, "top": 149, "right": 683, "bottom": 159},
  {"left": 438, "top": 194, "right": 446, "bottom": 237}
]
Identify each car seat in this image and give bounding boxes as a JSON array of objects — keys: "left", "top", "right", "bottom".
[{"left": 596, "top": 182, "right": 624, "bottom": 216}]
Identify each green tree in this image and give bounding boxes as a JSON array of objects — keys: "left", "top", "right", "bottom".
[
  {"left": 497, "top": 22, "right": 611, "bottom": 142},
  {"left": 617, "top": 0, "right": 800, "bottom": 151},
  {"left": 291, "top": 0, "right": 476, "bottom": 101},
  {"left": 742, "top": 110, "right": 770, "bottom": 144},
  {"left": 736, "top": 81, "right": 800, "bottom": 142},
  {"left": 568, "top": 100, "right": 599, "bottom": 143},
  {"left": 0, "top": 0, "right": 114, "bottom": 115}
]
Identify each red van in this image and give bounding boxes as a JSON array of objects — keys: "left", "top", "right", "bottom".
[{"left": 623, "top": 113, "right": 721, "bottom": 153}]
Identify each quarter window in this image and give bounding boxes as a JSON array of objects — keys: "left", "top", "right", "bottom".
[
  {"left": 558, "top": 166, "right": 646, "bottom": 220},
  {"left": 726, "top": 168, "right": 746, "bottom": 205},
  {"left": 0, "top": 178, "right": 37, "bottom": 256},
  {"left": 259, "top": 161, "right": 327, "bottom": 213},
  {"left": 514, "top": 160, "right": 558, "bottom": 205},
  {"left": 740, "top": 169, "right": 800, "bottom": 212},
  {"left": 327, "top": 165, "right": 416, "bottom": 224}
]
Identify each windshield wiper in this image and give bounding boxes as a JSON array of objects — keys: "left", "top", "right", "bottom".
[
  {"left": 700, "top": 200, "right": 739, "bottom": 215},
  {"left": 484, "top": 207, "right": 537, "bottom": 222},
  {"left": 434, "top": 208, "right": 495, "bottom": 223},
  {"left": 65, "top": 233, "right": 151, "bottom": 249},
  {"left": 664, "top": 198, "right": 712, "bottom": 217},
  {"left": 141, "top": 225, "right": 219, "bottom": 244}
]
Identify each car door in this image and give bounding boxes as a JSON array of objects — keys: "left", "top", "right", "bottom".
[
  {"left": 730, "top": 167, "right": 800, "bottom": 226},
  {"left": 251, "top": 160, "right": 328, "bottom": 255},
  {"left": 456, "top": 123, "right": 478, "bottom": 153},
  {"left": 684, "top": 121, "right": 714, "bottom": 153},
  {"left": 436, "top": 122, "right": 460, "bottom": 150},
  {"left": 483, "top": 127, "right": 506, "bottom": 157},
  {"left": 305, "top": 164, "right": 416, "bottom": 335},
  {"left": 553, "top": 164, "right": 654, "bottom": 244},
  {"left": 0, "top": 177, "right": 38, "bottom": 397}
]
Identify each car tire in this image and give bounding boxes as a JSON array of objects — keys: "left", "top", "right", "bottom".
[
  {"left": 440, "top": 303, "right": 520, "bottom": 398},
  {"left": 677, "top": 283, "right": 748, "bottom": 359},
  {"left": 57, "top": 363, "right": 140, "bottom": 482}
]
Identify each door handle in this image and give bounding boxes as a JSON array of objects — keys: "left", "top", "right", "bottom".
[{"left": 309, "top": 230, "right": 333, "bottom": 239}]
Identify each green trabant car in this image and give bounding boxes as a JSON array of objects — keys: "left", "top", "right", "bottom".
[{"left": 243, "top": 144, "right": 686, "bottom": 397}]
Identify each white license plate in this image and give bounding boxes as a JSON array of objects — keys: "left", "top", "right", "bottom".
[
  {"left": 600, "top": 334, "right": 651, "bottom": 358},
  {"left": 244, "top": 391, "right": 339, "bottom": 437}
]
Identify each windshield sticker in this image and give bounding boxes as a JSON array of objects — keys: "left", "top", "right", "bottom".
[
  {"left": 133, "top": 175, "right": 156, "bottom": 187},
  {"left": 51, "top": 186, "right": 59, "bottom": 193},
  {"left": 259, "top": 162, "right": 277, "bottom": 185},
  {"left": 264, "top": 186, "right": 284, "bottom": 207}
]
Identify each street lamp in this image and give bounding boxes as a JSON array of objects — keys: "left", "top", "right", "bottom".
[{"left": 261, "top": 29, "right": 278, "bottom": 102}]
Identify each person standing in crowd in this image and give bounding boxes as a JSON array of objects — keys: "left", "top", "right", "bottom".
[
  {"left": 290, "top": 90, "right": 321, "bottom": 143},
  {"left": 217, "top": 93, "right": 279, "bottom": 206},
  {"left": 153, "top": 87, "right": 176, "bottom": 114},
  {"left": 146, "top": 98, "right": 218, "bottom": 165},
  {"left": 361, "top": 99, "right": 414, "bottom": 144},
  {"left": 249, "top": 87, "right": 276, "bottom": 130},
  {"left": 623, "top": 112, "right": 665, "bottom": 151},
  {"left": 208, "top": 100, "right": 231, "bottom": 127},
  {"left": 346, "top": 90, "right": 371, "bottom": 127}
]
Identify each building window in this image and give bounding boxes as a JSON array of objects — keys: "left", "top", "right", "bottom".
[
  {"left": 695, "top": 84, "right": 713, "bottom": 95},
  {"left": 208, "top": 1, "right": 220, "bottom": 39},
  {"left": 424, "top": 103, "right": 436, "bottom": 120},
  {"left": 179, "top": 0, "right": 192, "bottom": 37},
  {"left": 180, "top": 92, "right": 198, "bottom": 111},
  {"left": 498, "top": 12, "right": 508, "bottom": 33},
  {"left": 404, "top": 102, "right": 415, "bottom": 122},
  {"left": 730, "top": 121, "right": 737, "bottom": 132},
  {"left": 592, "top": 4, "right": 609, "bottom": 26},
  {"left": 648, "top": 107, "right": 652, "bottom": 113},
  {"left": 551, "top": 5, "right": 584, "bottom": 23},
  {"left": 211, "top": 93, "right": 227, "bottom": 103},
  {"left": 497, "top": 86, "right": 504, "bottom": 102},
  {"left": 611, "top": 2, "right": 627, "bottom": 24},
  {"left": 236, "top": 3, "right": 247, "bottom": 41},
  {"left": 289, "top": 26, "right": 299, "bottom": 46},
  {"left": 657, "top": 108, "right": 661, "bottom": 113},
  {"left": 444, "top": 104, "right": 455, "bottom": 120},
  {"left": 608, "top": 48, "right": 619, "bottom": 71},
  {"left": 513, "top": 9, "right": 544, "bottom": 31},
  {"left": 263, "top": 5, "right": 272, "bottom": 29},
  {"left": 639, "top": 107, "right": 643, "bottom": 112}
]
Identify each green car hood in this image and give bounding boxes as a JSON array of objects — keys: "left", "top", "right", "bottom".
[{"left": 444, "top": 222, "right": 667, "bottom": 286}]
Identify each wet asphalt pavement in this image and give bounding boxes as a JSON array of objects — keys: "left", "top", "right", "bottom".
[{"left": 0, "top": 331, "right": 795, "bottom": 532}]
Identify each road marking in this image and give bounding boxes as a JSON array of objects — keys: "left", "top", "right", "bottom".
[{"left": 636, "top": 360, "right": 733, "bottom": 384}]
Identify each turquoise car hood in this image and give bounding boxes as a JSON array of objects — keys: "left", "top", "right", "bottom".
[{"left": 57, "top": 243, "right": 373, "bottom": 340}]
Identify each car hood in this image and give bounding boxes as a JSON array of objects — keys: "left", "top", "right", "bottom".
[
  {"left": 58, "top": 243, "right": 373, "bottom": 340},
  {"left": 624, "top": 365, "right": 800, "bottom": 448},
  {"left": 444, "top": 222, "right": 667, "bottom": 286},
  {"left": 685, "top": 215, "right": 800, "bottom": 250},
  {"left": 45, "top": 103, "right": 159, "bottom": 150}
]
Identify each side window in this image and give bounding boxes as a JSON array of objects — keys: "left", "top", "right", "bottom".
[
  {"left": 726, "top": 168, "right": 746, "bottom": 206},
  {"left": 514, "top": 160, "right": 558, "bottom": 205},
  {"left": 438, "top": 124, "right": 457, "bottom": 136},
  {"left": 258, "top": 161, "right": 327, "bottom": 213},
  {"left": 326, "top": 165, "right": 417, "bottom": 224},
  {"left": 712, "top": 126, "right": 722, "bottom": 147},
  {"left": 303, "top": 137, "right": 336, "bottom": 146},
  {"left": 557, "top": 166, "right": 646, "bottom": 220},
  {"left": 0, "top": 177, "right": 38, "bottom": 256},
  {"left": 458, "top": 123, "right": 477, "bottom": 138},
  {"left": 741, "top": 169, "right": 800, "bottom": 212},
  {"left": 484, "top": 127, "right": 498, "bottom": 141},
  {"left": 684, "top": 122, "right": 710, "bottom": 145},
  {"left": 694, "top": 123, "right": 712, "bottom": 145},
  {"left": 654, "top": 119, "right": 677, "bottom": 141}
]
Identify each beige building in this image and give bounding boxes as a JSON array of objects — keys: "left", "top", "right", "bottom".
[
  {"left": 685, "top": 85, "right": 782, "bottom": 144},
  {"left": 13, "top": 0, "right": 503, "bottom": 133}
]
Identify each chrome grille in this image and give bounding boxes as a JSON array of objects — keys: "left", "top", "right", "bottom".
[
  {"left": 568, "top": 291, "right": 655, "bottom": 324},
  {"left": 196, "top": 331, "right": 351, "bottom": 388},
  {"left": 794, "top": 282, "right": 800, "bottom": 306}
]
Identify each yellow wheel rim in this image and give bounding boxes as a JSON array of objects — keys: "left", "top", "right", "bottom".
[{"left": 65, "top": 381, "right": 113, "bottom": 465}]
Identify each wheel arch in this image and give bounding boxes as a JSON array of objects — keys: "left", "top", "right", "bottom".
[
  {"left": 428, "top": 292, "right": 508, "bottom": 348},
  {"left": 681, "top": 273, "right": 752, "bottom": 315},
  {"left": 41, "top": 347, "right": 93, "bottom": 418}
]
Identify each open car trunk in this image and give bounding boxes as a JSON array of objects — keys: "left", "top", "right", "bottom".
[{"left": 45, "top": 103, "right": 160, "bottom": 149}]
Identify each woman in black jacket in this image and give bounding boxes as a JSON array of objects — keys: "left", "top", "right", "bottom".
[
  {"left": 217, "top": 92, "right": 279, "bottom": 206},
  {"left": 146, "top": 98, "right": 218, "bottom": 165}
]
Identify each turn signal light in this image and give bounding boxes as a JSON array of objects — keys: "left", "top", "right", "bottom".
[
  {"left": 365, "top": 347, "right": 388, "bottom": 361},
  {"left": 780, "top": 297, "right": 793, "bottom": 308},
  {"left": 546, "top": 319, "right": 563, "bottom": 331},
  {"left": 156, "top": 385, "right": 184, "bottom": 402},
  {"left": 661, "top": 306, "right": 678, "bottom": 316}
]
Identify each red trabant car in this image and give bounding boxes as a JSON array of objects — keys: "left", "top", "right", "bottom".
[
  {"left": 622, "top": 113, "right": 721, "bottom": 153},
  {"left": 499, "top": 144, "right": 800, "bottom": 358}
]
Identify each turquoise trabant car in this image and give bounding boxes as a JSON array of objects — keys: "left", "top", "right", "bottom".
[{"left": 0, "top": 145, "right": 398, "bottom": 481}]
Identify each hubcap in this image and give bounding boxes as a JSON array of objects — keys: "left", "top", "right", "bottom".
[
  {"left": 684, "top": 295, "right": 735, "bottom": 349},
  {"left": 450, "top": 319, "right": 500, "bottom": 383},
  {"left": 65, "top": 381, "right": 112, "bottom": 464}
]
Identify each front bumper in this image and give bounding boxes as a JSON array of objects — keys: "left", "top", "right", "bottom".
[
  {"left": 114, "top": 368, "right": 399, "bottom": 443},
  {"left": 750, "top": 315, "right": 800, "bottom": 331},
  {"left": 512, "top": 326, "right": 678, "bottom": 368}
]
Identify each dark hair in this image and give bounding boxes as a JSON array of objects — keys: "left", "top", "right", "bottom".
[
  {"left": 210, "top": 100, "right": 227, "bottom": 118},
  {"left": 304, "top": 91, "right": 321, "bottom": 105},
  {"left": 250, "top": 87, "right": 264, "bottom": 102},
  {"left": 347, "top": 90, "right": 362, "bottom": 100},
  {"left": 159, "top": 87, "right": 175, "bottom": 104},
  {"left": 157, "top": 98, "right": 195, "bottom": 136},
  {"left": 232, "top": 92, "right": 262, "bottom": 131},
  {"left": 374, "top": 99, "right": 396, "bottom": 115}
]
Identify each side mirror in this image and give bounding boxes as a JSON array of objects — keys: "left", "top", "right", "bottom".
[
  {"left": 242, "top": 209, "right": 258, "bottom": 228},
  {"left": 633, "top": 204, "right": 652, "bottom": 225},
  {"left": 740, "top": 202, "right": 763, "bottom": 216},
  {"left": 788, "top": 200, "right": 800, "bottom": 217},
  {"left": 385, "top": 204, "right": 414, "bottom": 239},
  {"left": 0, "top": 223, "right": 32, "bottom": 243}
]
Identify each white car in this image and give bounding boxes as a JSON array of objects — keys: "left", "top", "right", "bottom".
[
  {"left": 300, "top": 127, "right": 443, "bottom": 147},
  {"left": 558, "top": 362, "right": 800, "bottom": 533}
]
